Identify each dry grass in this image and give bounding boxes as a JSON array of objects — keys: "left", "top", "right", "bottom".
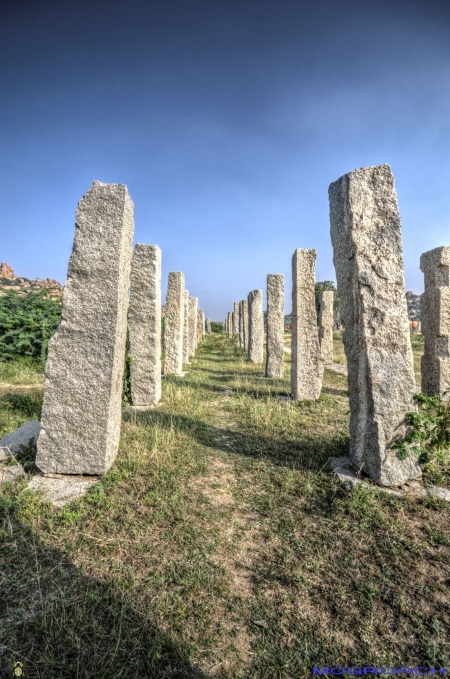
[{"left": 0, "top": 333, "right": 449, "bottom": 679}]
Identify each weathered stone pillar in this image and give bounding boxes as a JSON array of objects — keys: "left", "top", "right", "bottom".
[
  {"left": 329, "top": 163, "right": 421, "bottom": 486},
  {"left": 420, "top": 247, "right": 450, "bottom": 397},
  {"left": 201, "top": 310, "right": 206, "bottom": 336},
  {"left": 319, "top": 290, "right": 334, "bottom": 365},
  {"left": 242, "top": 300, "right": 249, "bottom": 352},
  {"left": 183, "top": 290, "right": 190, "bottom": 364},
  {"left": 291, "top": 249, "right": 323, "bottom": 400},
  {"left": 188, "top": 297, "right": 198, "bottom": 357},
  {"left": 36, "top": 180, "right": 134, "bottom": 475},
  {"left": 206, "top": 318, "right": 211, "bottom": 333},
  {"left": 248, "top": 289, "right": 264, "bottom": 363},
  {"left": 230, "top": 312, "right": 235, "bottom": 338},
  {"left": 163, "top": 271, "right": 185, "bottom": 375},
  {"left": 197, "top": 309, "right": 203, "bottom": 344},
  {"left": 265, "top": 274, "right": 285, "bottom": 378},
  {"left": 227, "top": 312, "right": 233, "bottom": 336},
  {"left": 128, "top": 244, "right": 162, "bottom": 406},
  {"left": 239, "top": 301, "right": 245, "bottom": 347},
  {"left": 233, "top": 302, "right": 240, "bottom": 336}
]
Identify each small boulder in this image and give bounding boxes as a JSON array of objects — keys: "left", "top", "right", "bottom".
[{"left": 0, "top": 420, "right": 41, "bottom": 457}]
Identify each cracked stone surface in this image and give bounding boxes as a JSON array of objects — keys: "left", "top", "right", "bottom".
[{"left": 329, "top": 164, "right": 421, "bottom": 486}]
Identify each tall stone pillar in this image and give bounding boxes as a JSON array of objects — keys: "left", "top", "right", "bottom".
[
  {"left": 227, "top": 312, "right": 233, "bottom": 336},
  {"left": 197, "top": 309, "right": 203, "bottom": 344},
  {"left": 206, "top": 318, "right": 212, "bottom": 333},
  {"left": 239, "top": 301, "right": 245, "bottom": 347},
  {"left": 248, "top": 289, "right": 264, "bottom": 363},
  {"left": 242, "top": 300, "right": 249, "bottom": 352},
  {"left": 329, "top": 163, "right": 421, "bottom": 486},
  {"left": 182, "top": 290, "right": 190, "bottom": 364},
  {"left": 201, "top": 310, "right": 206, "bottom": 336},
  {"left": 163, "top": 271, "right": 185, "bottom": 375},
  {"left": 291, "top": 249, "right": 323, "bottom": 400},
  {"left": 231, "top": 312, "right": 235, "bottom": 338},
  {"left": 319, "top": 290, "right": 334, "bottom": 365},
  {"left": 420, "top": 247, "right": 450, "bottom": 397},
  {"left": 36, "top": 180, "right": 134, "bottom": 475},
  {"left": 128, "top": 244, "right": 162, "bottom": 406},
  {"left": 265, "top": 274, "right": 285, "bottom": 378},
  {"left": 233, "top": 302, "right": 240, "bottom": 336},
  {"left": 188, "top": 297, "right": 198, "bottom": 357}
]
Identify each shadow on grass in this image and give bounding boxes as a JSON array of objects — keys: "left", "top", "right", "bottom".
[
  {"left": 0, "top": 528, "right": 208, "bottom": 679},
  {"left": 123, "top": 409, "right": 350, "bottom": 471}
]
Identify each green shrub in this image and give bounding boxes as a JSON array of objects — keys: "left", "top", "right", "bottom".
[
  {"left": 392, "top": 392, "right": 450, "bottom": 463},
  {"left": 0, "top": 290, "right": 61, "bottom": 362}
]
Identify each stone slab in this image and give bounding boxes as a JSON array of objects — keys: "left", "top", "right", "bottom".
[
  {"left": 188, "top": 297, "right": 198, "bottom": 357},
  {"left": 242, "top": 300, "right": 249, "bottom": 352},
  {"left": 420, "top": 247, "right": 450, "bottom": 398},
  {"left": 163, "top": 271, "right": 185, "bottom": 375},
  {"left": 0, "top": 420, "right": 40, "bottom": 455},
  {"left": 329, "top": 456, "right": 449, "bottom": 500},
  {"left": 0, "top": 464, "right": 25, "bottom": 483},
  {"left": 291, "top": 249, "right": 323, "bottom": 400},
  {"left": 266, "top": 275, "right": 285, "bottom": 378},
  {"left": 183, "top": 290, "right": 190, "bottom": 364},
  {"left": 327, "top": 363, "right": 348, "bottom": 376},
  {"left": 36, "top": 181, "right": 135, "bottom": 475},
  {"left": 28, "top": 474, "right": 98, "bottom": 508},
  {"left": 128, "top": 244, "right": 162, "bottom": 406},
  {"left": 248, "top": 290, "right": 264, "bottom": 363},
  {"left": 233, "top": 302, "right": 240, "bottom": 336},
  {"left": 329, "top": 164, "right": 420, "bottom": 486},
  {"left": 319, "top": 290, "right": 334, "bottom": 365}
]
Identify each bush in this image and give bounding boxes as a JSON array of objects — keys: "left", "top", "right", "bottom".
[
  {"left": 0, "top": 290, "right": 61, "bottom": 362},
  {"left": 392, "top": 392, "right": 450, "bottom": 464},
  {"left": 211, "top": 322, "right": 223, "bottom": 333}
]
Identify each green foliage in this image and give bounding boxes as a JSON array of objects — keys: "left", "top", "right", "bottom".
[
  {"left": 392, "top": 392, "right": 450, "bottom": 463},
  {"left": 122, "top": 331, "right": 133, "bottom": 405},
  {"left": 0, "top": 290, "right": 61, "bottom": 362},
  {"left": 315, "top": 280, "right": 340, "bottom": 323},
  {"left": 210, "top": 321, "right": 223, "bottom": 333}
]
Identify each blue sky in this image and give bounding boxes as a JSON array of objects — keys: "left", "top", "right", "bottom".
[{"left": 1, "top": 0, "right": 449, "bottom": 319}]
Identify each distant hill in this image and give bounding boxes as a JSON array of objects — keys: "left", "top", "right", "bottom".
[{"left": 0, "top": 262, "right": 62, "bottom": 299}]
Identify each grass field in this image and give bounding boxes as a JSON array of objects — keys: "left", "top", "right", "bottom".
[{"left": 1, "top": 334, "right": 449, "bottom": 678}]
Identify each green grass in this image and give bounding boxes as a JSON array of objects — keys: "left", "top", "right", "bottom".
[
  {"left": 0, "top": 334, "right": 449, "bottom": 678},
  {"left": 0, "top": 356, "right": 45, "bottom": 385}
]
